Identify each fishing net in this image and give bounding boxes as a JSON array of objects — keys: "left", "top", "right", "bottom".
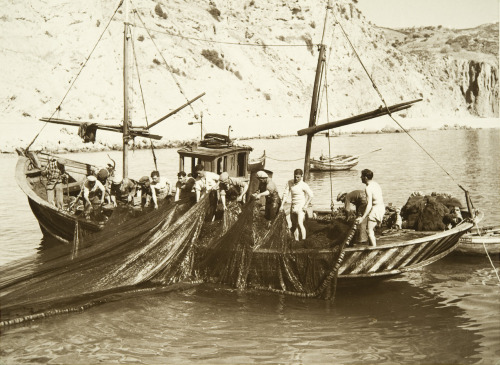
[
  {"left": 195, "top": 200, "right": 354, "bottom": 300},
  {"left": 0, "top": 194, "right": 211, "bottom": 326}
]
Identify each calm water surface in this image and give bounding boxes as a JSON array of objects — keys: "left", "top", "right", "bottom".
[{"left": 0, "top": 129, "right": 499, "bottom": 364}]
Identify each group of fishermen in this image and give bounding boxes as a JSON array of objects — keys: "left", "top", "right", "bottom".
[{"left": 42, "top": 156, "right": 393, "bottom": 246}]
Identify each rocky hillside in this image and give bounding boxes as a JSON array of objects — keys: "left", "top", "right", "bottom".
[{"left": 0, "top": 0, "right": 498, "bottom": 152}]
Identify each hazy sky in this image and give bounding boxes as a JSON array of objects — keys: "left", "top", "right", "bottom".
[{"left": 356, "top": 0, "right": 499, "bottom": 29}]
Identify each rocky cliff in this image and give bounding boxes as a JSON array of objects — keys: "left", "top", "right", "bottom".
[{"left": 0, "top": 0, "right": 498, "bottom": 152}]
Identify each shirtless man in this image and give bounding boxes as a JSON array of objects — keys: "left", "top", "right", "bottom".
[
  {"left": 356, "top": 169, "right": 384, "bottom": 247},
  {"left": 281, "top": 169, "right": 314, "bottom": 240}
]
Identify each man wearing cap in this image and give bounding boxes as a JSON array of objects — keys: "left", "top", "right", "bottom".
[
  {"left": 42, "top": 157, "right": 67, "bottom": 209},
  {"left": 218, "top": 172, "right": 248, "bottom": 210},
  {"left": 110, "top": 176, "right": 137, "bottom": 207},
  {"left": 252, "top": 170, "right": 281, "bottom": 220},
  {"left": 137, "top": 175, "right": 158, "bottom": 209},
  {"left": 281, "top": 169, "right": 314, "bottom": 240},
  {"left": 83, "top": 175, "right": 106, "bottom": 216},
  {"left": 337, "top": 189, "right": 368, "bottom": 244}
]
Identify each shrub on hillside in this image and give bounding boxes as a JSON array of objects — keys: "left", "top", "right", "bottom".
[
  {"left": 208, "top": 5, "right": 221, "bottom": 21},
  {"left": 201, "top": 49, "right": 224, "bottom": 69},
  {"left": 154, "top": 3, "right": 167, "bottom": 19}
]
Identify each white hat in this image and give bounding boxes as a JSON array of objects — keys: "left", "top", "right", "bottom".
[
  {"left": 219, "top": 172, "right": 229, "bottom": 182},
  {"left": 256, "top": 171, "right": 268, "bottom": 178},
  {"left": 87, "top": 175, "right": 97, "bottom": 182},
  {"left": 112, "top": 175, "right": 123, "bottom": 184}
]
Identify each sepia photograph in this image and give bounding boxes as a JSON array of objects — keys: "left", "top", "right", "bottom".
[{"left": 0, "top": 0, "right": 498, "bottom": 363}]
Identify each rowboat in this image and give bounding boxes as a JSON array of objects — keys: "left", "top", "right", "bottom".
[
  {"left": 248, "top": 151, "right": 266, "bottom": 171},
  {"left": 455, "top": 226, "right": 500, "bottom": 255},
  {"left": 310, "top": 155, "right": 359, "bottom": 171}
]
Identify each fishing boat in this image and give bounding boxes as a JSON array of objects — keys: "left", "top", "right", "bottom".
[
  {"left": 195, "top": 1, "right": 481, "bottom": 299},
  {"left": 455, "top": 226, "right": 500, "bottom": 255},
  {"left": 13, "top": 0, "right": 256, "bottom": 245},
  {"left": 248, "top": 151, "right": 266, "bottom": 172}
]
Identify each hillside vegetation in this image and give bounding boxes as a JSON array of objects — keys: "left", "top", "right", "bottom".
[{"left": 0, "top": 0, "right": 498, "bottom": 152}]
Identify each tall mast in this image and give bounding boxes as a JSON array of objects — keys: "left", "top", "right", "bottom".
[
  {"left": 122, "top": 0, "right": 131, "bottom": 178},
  {"left": 304, "top": 0, "right": 332, "bottom": 181}
]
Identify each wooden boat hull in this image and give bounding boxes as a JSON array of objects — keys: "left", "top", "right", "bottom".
[
  {"left": 16, "top": 155, "right": 103, "bottom": 243},
  {"left": 252, "top": 222, "right": 473, "bottom": 280},
  {"left": 310, "top": 157, "right": 359, "bottom": 171},
  {"left": 455, "top": 227, "right": 500, "bottom": 255}
]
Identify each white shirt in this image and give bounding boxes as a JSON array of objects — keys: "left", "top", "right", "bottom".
[
  {"left": 283, "top": 179, "right": 314, "bottom": 208},
  {"left": 152, "top": 177, "right": 170, "bottom": 196},
  {"left": 203, "top": 171, "right": 220, "bottom": 190}
]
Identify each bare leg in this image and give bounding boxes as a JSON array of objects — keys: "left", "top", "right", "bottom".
[
  {"left": 367, "top": 220, "right": 377, "bottom": 246},
  {"left": 290, "top": 212, "right": 299, "bottom": 241},
  {"left": 297, "top": 210, "right": 306, "bottom": 240}
]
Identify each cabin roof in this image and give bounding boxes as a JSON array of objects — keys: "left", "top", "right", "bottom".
[{"left": 177, "top": 144, "right": 253, "bottom": 159}]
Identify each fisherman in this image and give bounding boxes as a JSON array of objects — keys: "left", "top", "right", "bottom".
[
  {"left": 281, "top": 169, "right": 314, "bottom": 241},
  {"left": 110, "top": 176, "right": 137, "bottom": 207},
  {"left": 356, "top": 169, "right": 385, "bottom": 247},
  {"left": 150, "top": 170, "right": 171, "bottom": 200},
  {"left": 82, "top": 175, "right": 106, "bottom": 218},
  {"left": 218, "top": 172, "right": 248, "bottom": 210},
  {"left": 252, "top": 170, "right": 281, "bottom": 220},
  {"left": 96, "top": 167, "right": 112, "bottom": 204},
  {"left": 194, "top": 163, "right": 219, "bottom": 191},
  {"left": 443, "top": 206, "right": 463, "bottom": 230},
  {"left": 41, "top": 157, "right": 67, "bottom": 209},
  {"left": 337, "top": 190, "right": 368, "bottom": 244},
  {"left": 137, "top": 175, "right": 158, "bottom": 209},
  {"left": 174, "top": 171, "right": 196, "bottom": 202}
]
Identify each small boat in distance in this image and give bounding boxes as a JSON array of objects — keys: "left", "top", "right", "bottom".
[{"left": 310, "top": 154, "right": 359, "bottom": 171}]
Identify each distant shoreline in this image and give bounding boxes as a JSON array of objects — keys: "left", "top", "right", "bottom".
[{"left": 2, "top": 125, "right": 496, "bottom": 155}]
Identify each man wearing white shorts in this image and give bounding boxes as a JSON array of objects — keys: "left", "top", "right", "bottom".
[
  {"left": 281, "top": 169, "right": 314, "bottom": 241},
  {"left": 356, "top": 169, "right": 384, "bottom": 247}
]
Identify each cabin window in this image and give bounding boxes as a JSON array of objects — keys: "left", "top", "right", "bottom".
[
  {"left": 223, "top": 156, "right": 227, "bottom": 172},
  {"left": 179, "top": 156, "right": 185, "bottom": 172},
  {"left": 217, "top": 158, "right": 222, "bottom": 174},
  {"left": 237, "top": 152, "right": 246, "bottom": 177}
]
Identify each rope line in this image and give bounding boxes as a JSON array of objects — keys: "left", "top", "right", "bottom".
[
  {"left": 332, "top": 11, "right": 465, "bottom": 190},
  {"left": 266, "top": 156, "right": 304, "bottom": 162},
  {"left": 473, "top": 223, "right": 500, "bottom": 283},
  {"left": 132, "top": 6, "right": 197, "bottom": 118},
  {"left": 129, "top": 23, "right": 316, "bottom": 47},
  {"left": 130, "top": 28, "right": 158, "bottom": 170},
  {"left": 25, "top": 0, "right": 124, "bottom": 151}
]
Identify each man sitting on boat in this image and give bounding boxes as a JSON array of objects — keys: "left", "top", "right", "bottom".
[
  {"left": 41, "top": 157, "right": 67, "bottom": 209},
  {"left": 252, "top": 171, "right": 281, "bottom": 221},
  {"left": 150, "top": 170, "right": 171, "bottom": 200},
  {"left": 174, "top": 171, "right": 196, "bottom": 202},
  {"left": 83, "top": 175, "right": 106, "bottom": 218},
  {"left": 356, "top": 169, "right": 385, "bottom": 247},
  {"left": 110, "top": 176, "right": 137, "bottom": 207},
  {"left": 280, "top": 169, "right": 314, "bottom": 241},
  {"left": 218, "top": 172, "right": 248, "bottom": 210},
  {"left": 137, "top": 176, "right": 158, "bottom": 209},
  {"left": 337, "top": 190, "right": 368, "bottom": 244},
  {"left": 443, "top": 206, "right": 463, "bottom": 230}
]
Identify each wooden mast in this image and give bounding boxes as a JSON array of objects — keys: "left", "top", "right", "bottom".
[
  {"left": 304, "top": 0, "right": 332, "bottom": 181},
  {"left": 122, "top": 0, "right": 131, "bottom": 179}
]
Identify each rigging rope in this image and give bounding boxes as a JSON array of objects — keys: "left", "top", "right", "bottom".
[
  {"left": 130, "top": 27, "right": 158, "bottom": 171},
  {"left": 129, "top": 23, "right": 317, "bottom": 48},
  {"left": 25, "top": 0, "right": 124, "bottom": 151},
  {"left": 132, "top": 6, "right": 198, "bottom": 118},
  {"left": 331, "top": 11, "right": 466, "bottom": 190}
]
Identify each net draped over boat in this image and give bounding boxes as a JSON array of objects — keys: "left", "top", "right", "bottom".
[
  {"left": 0, "top": 195, "right": 212, "bottom": 325},
  {"left": 195, "top": 200, "right": 353, "bottom": 300}
]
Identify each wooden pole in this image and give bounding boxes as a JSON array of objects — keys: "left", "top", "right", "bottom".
[{"left": 122, "top": 0, "right": 131, "bottom": 179}]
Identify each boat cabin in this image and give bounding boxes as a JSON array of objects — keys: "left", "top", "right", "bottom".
[{"left": 177, "top": 134, "right": 253, "bottom": 178}]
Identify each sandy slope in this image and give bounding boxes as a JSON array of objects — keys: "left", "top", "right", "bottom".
[{"left": 0, "top": 0, "right": 498, "bottom": 153}]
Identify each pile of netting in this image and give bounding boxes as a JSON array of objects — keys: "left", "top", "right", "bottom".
[
  {"left": 400, "top": 192, "right": 465, "bottom": 231},
  {"left": 0, "top": 194, "right": 211, "bottom": 326},
  {"left": 194, "top": 199, "right": 355, "bottom": 300}
]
